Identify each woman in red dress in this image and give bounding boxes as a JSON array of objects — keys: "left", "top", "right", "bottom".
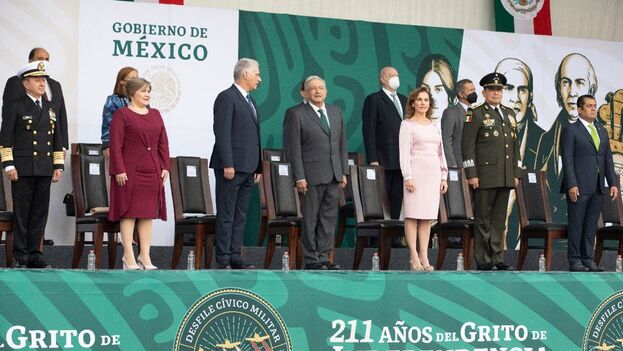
[{"left": 109, "top": 77, "right": 170, "bottom": 270}]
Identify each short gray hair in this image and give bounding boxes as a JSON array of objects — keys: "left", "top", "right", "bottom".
[
  {"left": 125, "top": 77, "right": 151, "bottom": 101},
  {"left": 304, "top": 75, "right": 326, "bottom": 90},
  {"left": 455, "top": 79, "right": 473, "bottom": 96},
  {"left": 233, "top": 58, "right": 259, "bottom": 81}
]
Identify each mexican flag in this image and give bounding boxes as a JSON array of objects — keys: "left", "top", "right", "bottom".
[{"left": 495, "top": 0, "right": 551, "bottom": 35}]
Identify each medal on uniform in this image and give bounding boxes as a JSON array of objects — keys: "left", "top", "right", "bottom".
[
  {"left": 508, "top": 115, "right": 517, "bottom": 128},
  {"left": 493, "top": 130, "right": 499, "bottom": 137},
  {"left": 484, "top": 132, "right": 490, "bottom": 137},
  {"left": 483, "top": 118, "right": 495, "bottom": 127},
  {"left": 485, "top": 113, "right": 490, "bottom": 118},
  {"left": 49, "top": 109, "right": 56, "bottom": 121},
  {"left": 26, "top": 125, "right": 30, "bottom": 130}
]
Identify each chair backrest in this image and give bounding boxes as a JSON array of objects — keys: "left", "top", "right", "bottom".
[
  {"left": 351, "top": 165, "right": 389, "bottom": 222},
  {"left": 0, "top": 172, "right": 10, "bottom": 211},
  {"left": 262, "top": 160, "right": 300, "bottom": 219},
  {"left": 170, "top": 157, "right": 213, "bottom": 221},
  {"left": 601, "top": 178, "right": 623, "bottom": 224},
  {"left": 263, "top": 148, "right": 285, "bottom": 162},
  {"left": 70, "top": 153, "right": 107, "bottom": 217},
  {"left": 341, "top": 152, "right": 364, "bottom": 204},
  {"left": 71, "top": 143, "right": 102, "bottom": 155},
  {"left": 80, "top": 154, "right": 108, "bottom": 210},
  {"left": 516, "top": 169, "right": 551, "bottom": 226},
  {"left": 440, "top": 167, "right": 472, "bottom": 222}
]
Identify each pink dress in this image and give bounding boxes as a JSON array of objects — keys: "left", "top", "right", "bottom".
[{"left": 399, "top": 119, "right": 448, "bottom": 219}]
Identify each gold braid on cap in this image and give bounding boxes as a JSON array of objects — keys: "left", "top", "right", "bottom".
[
  {"left": 53, "top": 151, "right": 64, "bottom": 165},
  {"left": 0, "top": 146, "right": 13, "bottom": 162}
]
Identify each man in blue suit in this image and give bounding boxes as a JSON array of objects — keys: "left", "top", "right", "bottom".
[
  {"left": 210, "top": 58, "right": 262, "bottom": 269},
  {"left": 560, "top": 94, "right": 618, "bottom": 272}
]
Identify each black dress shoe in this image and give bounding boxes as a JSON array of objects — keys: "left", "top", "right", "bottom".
[
  {"left": 231, "top": 263, "right": 255, "bottom": 270},
  {"left": 304, "top": 262, "right": 324, "bottom": 270},
  {"left": 43, "top": 239, "right": 55, "bottom": 246},
  {"left": 28, "top": 258, "right": 52, "bottom": 269},
  {"left": 14, "top": 260, "right": 27, "bottom": 269},
  {"left": 216, "top": 262, "right": 232, "bottom": 269},
  {"left": 322, "top": 262, "right": 341, "bottom": 270},
  {"left": 495, "top": 263, "right": 514, "bottom": 271},
  {"left": 584, "top": 262, "right": 604, "bottom": 272},
  {"left": 569, "top": 262, "right": 589, "bottom": 272},
  {"left": 477, "top": 263, "right": 495, "bottom": 271}
]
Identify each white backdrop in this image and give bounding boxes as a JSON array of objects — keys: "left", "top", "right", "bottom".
[{"left": 0, "top": 0, "right": 238, "bottom": 245}]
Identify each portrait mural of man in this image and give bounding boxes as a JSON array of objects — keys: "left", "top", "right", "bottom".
[
  {"left": 494, "top": 58, "right": 546, "bottom": 248},
  {"left": 539, "top": 53, "right": 598, "bottom": 182}
]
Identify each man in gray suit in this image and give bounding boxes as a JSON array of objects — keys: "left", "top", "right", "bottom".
[
  {"left": 284, "top": 76, "right": 348, "bottom": 270},
  {"left": 441, "top": 79, "right": 476, "bottom": 168}
]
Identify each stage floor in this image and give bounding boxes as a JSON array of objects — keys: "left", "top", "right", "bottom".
[{"left": 1, "top": 245, "right": 621, "bottom": 272}]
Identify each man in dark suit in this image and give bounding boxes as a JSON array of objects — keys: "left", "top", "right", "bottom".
[
  {"left": 2, "top": 47, "right": 69, "bottom": 150},
  {"left": 284, "top": 75, "right": 348, "bottom": 270},
  {"left": 560, "top": 94, "right": 617, "bottom": 272},
  {"left": 441, "top": 78, "right": 476, "bottom": 168},
  {"left": 0, "top": 61, "right": 64, "bottom": 268},
  {"left": 362, "top": 67, "right": 406, "bottom": 219},
  {"left": 210, "top": 58, "right": 262, "bottom": 269}
]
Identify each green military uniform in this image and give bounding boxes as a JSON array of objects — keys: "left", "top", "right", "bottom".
[{"left": 461, "top": 72, "right": 522, "bottom": 270}]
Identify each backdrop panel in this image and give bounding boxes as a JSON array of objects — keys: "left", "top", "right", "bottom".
[{"left": 0, "top": 271, "right": 621, "bottom": 350}]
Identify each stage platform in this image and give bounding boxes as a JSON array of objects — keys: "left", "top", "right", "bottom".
[
  {"left": 2, "top": 245, "right": 622, "bottom": 272},
  {"left": 0, "top": 265, "right": 622, "bottom": 350}
]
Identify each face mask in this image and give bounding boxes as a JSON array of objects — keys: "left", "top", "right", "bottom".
[
  {"left": 466, "top": 92, "right": 478, "bottom": 104},
  {"left": 388, "top": 76, "right": 400, "bottom": 90}
]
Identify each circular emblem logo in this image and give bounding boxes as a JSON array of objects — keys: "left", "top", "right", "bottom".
[
  {"left": 143, "top": 65, "right": 181, "bottom": 113},
  {"left": 500, "top": 0, "right": 545, "bottom": 20},
  {"left": 583, "top": 290, "right": 623, "bottom": 350},
  {"left": 174, "top": 288, "right": 292, "bottom": 351}
]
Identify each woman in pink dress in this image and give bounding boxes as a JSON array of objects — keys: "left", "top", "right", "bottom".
[
  {"left": 109, "top": 78, "right": 170, "bottom": 270},
  {"left": 399, "top": 87, "right": 448, "bottom": 272}
]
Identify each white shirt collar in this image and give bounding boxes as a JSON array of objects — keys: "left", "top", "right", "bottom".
[
  {"left": 233, "top": 83, "right": 249, "bottom": 98},
  {"left": 578, "top": 117, "right": 596, "bottom": 131},
  {"left": 26, "top": 93, "right": 40, "bottom": 104},
  {"left": 382, "top": 87, "right": 398, "bottom": 99},
  {"left": 458, "top": 101, "right": 470, "bottom": 111}
]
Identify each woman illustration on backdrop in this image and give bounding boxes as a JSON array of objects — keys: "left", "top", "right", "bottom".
[
  {"left": 109, "top": 77, "right": 170, "bottom": 270},
  {"left": 399, "top": 87, "right": 448, "bottom": 272},
  {"left": 417, "top": 54, "right": 455, "bottom": 127},
  {"left": 101, "top": 66, "right": 138, "bottom": 156}
]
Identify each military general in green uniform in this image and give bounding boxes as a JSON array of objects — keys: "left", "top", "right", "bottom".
[{"left": 461, "top": 72, "right": 521, "bottom": 271}]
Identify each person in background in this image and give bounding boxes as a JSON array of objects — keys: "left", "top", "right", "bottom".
[
  {"left": 399, "top": 87, "right": 448, "bottom": 272},
  {"left": 109, "top": 78, "right": 170, "bottom": 270},
  {"left": 101, "top": 67, "right": 138, "bottom": 156},
  {"left": 441, "top": 78, "right": 476, "bottom": 168},
  {"left": 2, "top": 47, "right": 69, "bottom": 150},
  {"left": 362, "top": 66, "right": 407, "bottom": 220}
]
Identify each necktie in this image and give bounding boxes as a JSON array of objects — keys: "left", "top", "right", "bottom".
[
  {"left": 246, "top": 94, "right": 257, "bottom": 121},
  {"left": 494, "top": 107, "right": 503, "bottom": 121},
  {"left": 34, "top": 99, "right": 41, "bottom": 113},
  {"left": 319, "top": 109, "right": 330, "bottom": 134},
  {"left": 588, "top": 124, "right": 600, "bottom": 150},
  {"left": 391, "top": 94, "right": 403, "bottom": 119}
]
